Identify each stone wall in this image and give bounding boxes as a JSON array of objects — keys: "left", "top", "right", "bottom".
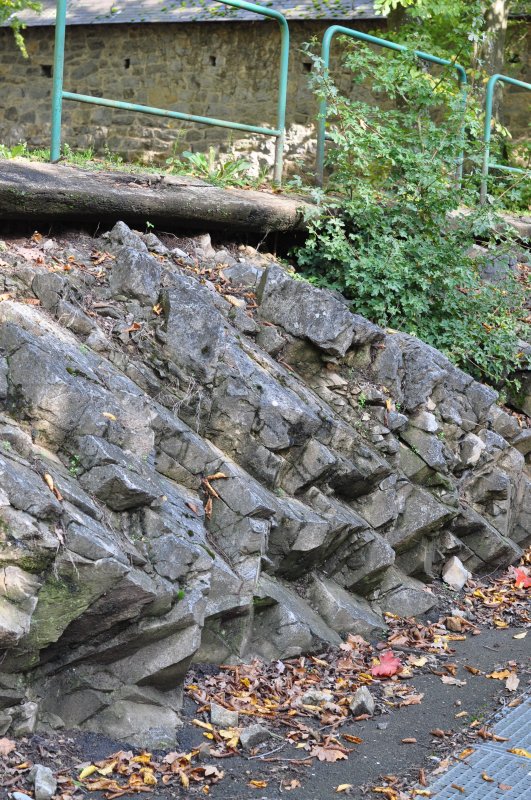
[{"left": 0, "top": 19, "right": 528, "bottom": 171}]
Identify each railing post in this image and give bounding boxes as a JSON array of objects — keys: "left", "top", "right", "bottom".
[
  {"left": 480, "top": 75, "right": 497, "bottom": 205},
  {"left": 273, "top": 15, "right": 289, "bottom": 185},
  {"left": 315, "top": 26, "right": 467, "bottom": 190},
  {"left": 51, "top": 0, "right": 67, "bottom": 162}
]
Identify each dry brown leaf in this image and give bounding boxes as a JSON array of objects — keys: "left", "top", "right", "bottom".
[
  {"left": 204, "top": 496, "right": 213, "bottom": 519},
  {"left": 505, "top": 672, "right": 519, "bottom": 691},
  {"left": 441, "top": 676, "right": 466, "bottom": 686},
  {"left": 284, "top": 779, "right": 301, "bottom": 791},
  {"left": 343, "top": 735, "right": 363, "bottom": 744},
  {"left": 206, "top": 472, "right": 228, "bottom": 481},
  {"left": 487, "top": 670, "right": 511, "bottom": 680},
  {"left": 459, "top": 748, "right": 475, "bottom": 759},
  {"left": 336, "top": 785, "right": 353, "bottom": 794},
  {"left": 401, "top": 738, "right": 417, "bottom": 744},
  {"left": 248, "top": 780, "right": 268, "bottom": 788},
  {"left": 481, "top": 774, "right": 494, "bottom": 782},
  {"left": 102, "top": 412, "right": 117, "bottom": 421},
  {"left": 464, "top": 665, "right": 481, "bottom": 675},
  {"left": 0, "top": 737, "right": 16, "bottom": 756},
  {"left": 451, "top": 784, "right": 465, "bottom": 793},
  {"left": 498, "top": 785, "right": 512, "bottom": 791},
  {"left": 508, "top": 748, "right": 531, "bottom": 758}
]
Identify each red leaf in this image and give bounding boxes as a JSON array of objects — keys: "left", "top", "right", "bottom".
[
  {"left": 370, "top": 651, "right": 402, "bottom": 678},
  {"left": 514, "top": 568, "right": 531, "bottom": 589}
]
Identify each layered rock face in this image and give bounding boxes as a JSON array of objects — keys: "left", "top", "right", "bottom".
[{"left": 0, "top": 223, "right": 529, "bottom": 745}]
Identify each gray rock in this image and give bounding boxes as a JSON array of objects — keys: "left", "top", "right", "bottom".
[
  {"left": 29, "top": 764, "right": 57, "bottom": 800},
  {"left": 12, "top": 793, "right": 34, "bottom": 800},
  {"left": 224, "top": 261, "right": 264, "bottom": 289},
  {"left": 105, "top": 221, "right": 148, "bottom": 252},
  {"left": 210, "top": 701, "right": 239, "bottom": 728},
  {"left": 442, "top": 556, "right": 471, "bottom": 591},
  {"left": 349, "top": 686, "right": 375, "bottom": 716},
  {"left": 143, "top": 232, "right": 168, "bottom": 254},
  {"left": 258, "top": 264, "right": 356, "bottom": 356},
  {"left": 110, "top": 247, "right": 161, "bottom": 306},
  {"left": 301, "top": 689, "right": 334, "bottom": 705},
  {"left": 240, "top": 723, "right": 272, "bottom": 750},
  {"left": 307, "top": 574, "right": 386, "bottom": 638},
  {"left": 79, "top": 463, "right": 161, "bottom": 511}
]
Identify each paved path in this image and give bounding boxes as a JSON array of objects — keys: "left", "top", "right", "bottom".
[{"left": 427, "top": 692, "right": 531, "bottom": 800}]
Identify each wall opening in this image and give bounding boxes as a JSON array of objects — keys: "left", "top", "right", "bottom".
[
  {"left": 41, "top": 65, "right": 53, "bottom": 78},
  {"left": 124, "top": 58, "right": 131, "bottom": 69},
  {"left": 209, "top": 55, "right": 216, "bottom": 66}
]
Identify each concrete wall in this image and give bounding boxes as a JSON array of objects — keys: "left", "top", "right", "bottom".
[{"left": 0, "top": 19, "right": 528, "bottom": 172}]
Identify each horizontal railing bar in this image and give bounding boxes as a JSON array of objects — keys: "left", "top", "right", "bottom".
[
  {"left": 489, "top": 163, "right": 529, "bottom": 174},
  {"left": 62, "top": 92, "right": 280, "bottom": 137}
]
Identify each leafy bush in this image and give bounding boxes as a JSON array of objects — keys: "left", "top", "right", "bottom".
[{"left": 295, "top": 42, "right": 528, "bottom": 388}]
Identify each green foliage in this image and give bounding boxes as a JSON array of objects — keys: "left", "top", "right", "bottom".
[
  {"left": 165, "top": 146, "right": 268, "bottom": 188},
  {"left": 296, "top": 42, "right": 528, "bottom": 388},
  {"left": 1, "top": 1, "right": 41, "bottom": 56}
]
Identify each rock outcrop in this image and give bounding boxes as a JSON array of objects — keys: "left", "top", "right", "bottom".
[{"left": 0, "top": 224, "right": 529, "bottom": 746}]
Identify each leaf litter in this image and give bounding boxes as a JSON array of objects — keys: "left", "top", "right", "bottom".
[{"left": 1, "top": 549, "right": 529, "bottom": 799}]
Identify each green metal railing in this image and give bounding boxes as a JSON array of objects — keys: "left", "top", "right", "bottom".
[
  {"left": 480, "top": 73, "right": 530, "bottom": 204},
  {"left": 51, "top": 0, "right": 289, "bottom": 183},
  {"left": 315, "top": 26, "right": 468, "bottom": 187}
]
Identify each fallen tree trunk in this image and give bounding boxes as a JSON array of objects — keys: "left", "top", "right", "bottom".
[{"left": 0, "top": 159, "right": 312, "bottom": 234}]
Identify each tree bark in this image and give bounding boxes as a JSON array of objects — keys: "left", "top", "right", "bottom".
[
  {"left": 482, "top": 0, "right": 510, "bottom": 118},
  {"left": 0, "top": 159, "right": 311, "bottom": 234}
]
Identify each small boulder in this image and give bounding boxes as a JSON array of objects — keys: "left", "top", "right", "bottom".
[
  {"left": 442, "top": 556, "right": 471, "bottom": 591},
  {"left": 109, "top": 247, "right": 161, "bottom": 306},
  {"left": 29, "top": 764, "right": 57, "bottom": 800},
  {"left": 349, "top": 686, "right": 375, "bottom": 717},
  {"left": 210, "top": 701, "right": 238, "bottom": 728},
  {"left": 240, "top": 723, "right": 272, "bottom": 751},
  {"left": 301, "top": 689, "right": 334, "bottom": 705}
]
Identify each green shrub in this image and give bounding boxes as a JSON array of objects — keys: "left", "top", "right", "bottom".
[{"left": 295, "top": 42, "right": 528, "bottom": 388}]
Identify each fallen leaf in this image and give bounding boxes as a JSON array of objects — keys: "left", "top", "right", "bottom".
[
  {"left": 419, "top": 768, "right": 427, "bottom": 786},
  {"left": 152, "top": 303, "right": 163, "bottom": 315},
  {"left": 79, "top": 765, "right": 98, "bottom": 780},
  {"left": 206, "top": 472, "right": 228, "bottom": 481},
  {"left": 204, "top": 496, "right": 213, "bottom": 518},
  {"left": 430, "top": 729, "right": 446, "bottom": 738},
  {"left": 401, "top": 738, "right": 417, "bottom": 744},
  {"left": 249, "top": 780, "right": 268, "bottom": 788},
  {"left": 441, "top": 676, "right": 466, "bottom": 686},
  {"left": 372, "top": 787, "right": 397, "bottom": 800},
  {"left": 505, "top": 673, "right": 519, "bottom": 692},
  {"left": 412, "top": 792, "right": 431, "bottom": 797},
  {"left": 513, "top": 567, "right": 531, "bottom": 589},
  {"left": 464, "top": 665, "right": 481, "bottom": 675},
  {"left": 336, "top": 785, "right": 353, "bottom": 794},
  {"left": 343, "top": 735, "right": 363, "bottom": 744},
  {"left": 498, "top": 785, "right": 512, "bottom": 791},
  {"left": 451, "top": 784, "right": 465, "bottom": 793},
  {"left": 371, "top": 651, "right": 402, "bottom": 678},
  {"left": 311, "top": 745, "right": 348, "bottom": 762},
  {"left": 455, "top": 711, "right": 468, "bottom": 718},
  {"left": 513, "top": 631, "right": 527, "bottom": 639},
  {"left": 408, "top": 656, "right": 428, "bottom": 667},
  {"left": 481, "top": 774, "right": 494, "bottom": 782},
  {"left": 186, "top": 501, "right": 200, "bottom": 515},
  {"left": 123, "top": 322, "right": 142, "bottom": 333},
  {"left": 459, "top": 748, "right": 475, "bottom": 759},
  {"left": 284, "top": 779, "right": 301, "bottom": 790},
  {"left": 0, "top": 737, "right": 16, "bottom": 756},
  {"left": 508, "top": 748, "right": 531, "bottom": 758},
  {"left": 487, "top": 670, "right": 511, "bottom": 680},
  {"left": 102, "top": 412, "right": 117, "bottom": 421}
]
